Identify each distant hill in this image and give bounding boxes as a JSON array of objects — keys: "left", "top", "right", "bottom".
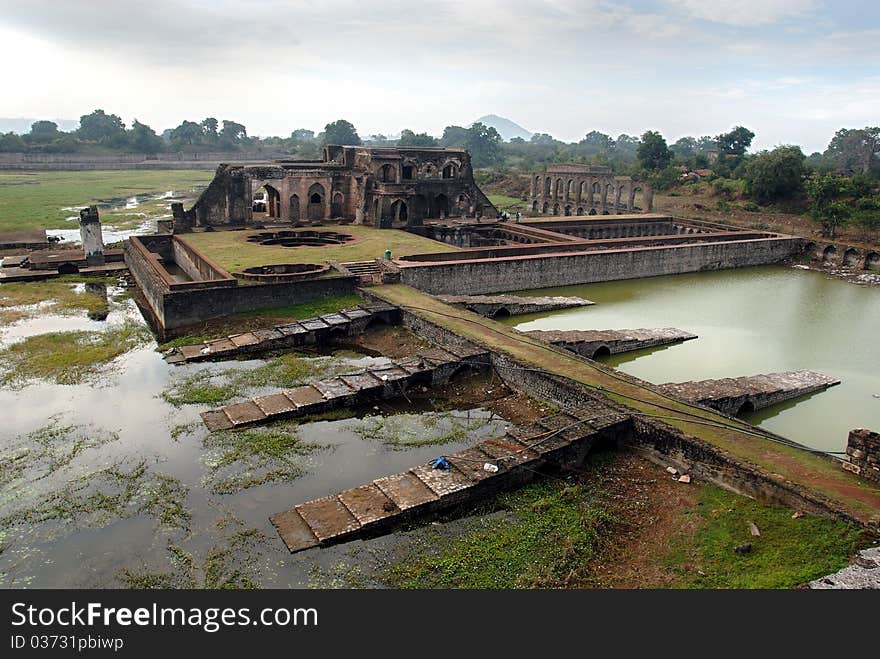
[
  {"left": 0, "top": 117, "right": 79, "bottom": 134},
  {"left": 473, "top": 114, "right": 532, "bottom": 142}
]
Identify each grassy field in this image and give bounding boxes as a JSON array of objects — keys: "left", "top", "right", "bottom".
[
  {"left": 386, "top": 466, "right": 868, "bottom": 589},
  {"left": 0, "top": 170, "right": 214, "bottom": 232},
  {"left": 488, "top": 194, "right": 527, "bottom": 209},
  {"left": 182, "top": 225, "right": 457, "bottom": 272}
]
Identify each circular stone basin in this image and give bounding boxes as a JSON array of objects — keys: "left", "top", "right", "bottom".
[
  {"left": 246, "top": 230, "right": 355, "bottom": 248},
  {"left": 234, "top": 262, "right": 331, "bottom": 283}
]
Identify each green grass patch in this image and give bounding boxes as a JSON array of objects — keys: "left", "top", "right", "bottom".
[
  {"left": 235, "top": 293, "right": 364, "bottom": 320},
  {"left": 0, "top": 320, "right": 152, "bottom": 386},
  {"left": 386, "top": 481, "right": 614, "bottom": 588},
  {"left": 664, "top": 485, "right": 870, "bottom": 588},
  {"left": 488, "top": 194, "right": 526, "bottom": 208},
  {"left": 203, "top": 422, "right": 322, "bottom": 495},
  {"left": 0, "top": 170, "right": 213, "bottom": 232},
  {"left": 121, "top": 523, "right": 267, "bottom": 589},
  {"left": 182, "top": 224, "right": 456, "bottom": 272},
  {"left": 161, "top": 354, "right": 321, "bottom": 407},
  {"left": 140, "top": 474, "right": 191, "bottom": 531},
  {"left": 0, "top": 277, "right": 119, "bottom": 326}
]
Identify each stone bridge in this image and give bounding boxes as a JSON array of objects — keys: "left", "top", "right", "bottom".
[
  {"left": 525, "top": 328, "right": 697, "bottom": 359},
  {"left": 437, "top": 294, "right": 594, "bottom": 318},
  {"left": 803, "top": 241, "right": 880, "bottom": 270},
  {"left": 658, "top": 370, "right": 841, "bottom": 416}
]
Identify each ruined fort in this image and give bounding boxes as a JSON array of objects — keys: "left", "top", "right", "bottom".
[{"left": 172, "top": 145, "right": 496, "bottom": 231}]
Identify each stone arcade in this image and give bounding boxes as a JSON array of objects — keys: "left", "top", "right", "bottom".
[
  {"left": 528, "top": 163, "right": 653, "bottom": 216},
  {"left": 173, "top": 145, "right": 497, "bottom": 231}
]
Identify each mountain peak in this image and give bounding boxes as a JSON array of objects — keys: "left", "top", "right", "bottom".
[{"left": 473, "top": 115, "right": 532, "bottom": 142}]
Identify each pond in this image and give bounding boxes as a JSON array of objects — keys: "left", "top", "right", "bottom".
[
  {"left": 505, "top": 265, "right": 880, "bottom": 454},
  {"left": 0, "top": 288, "right": 508, "bottom": 587}
]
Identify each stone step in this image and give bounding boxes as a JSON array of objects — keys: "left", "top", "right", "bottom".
[
  {"left": 269, "top": 407, "right": 628, "bottom": 553},
  {"left": 163, "top": 304, "right": 400, "bottom": 364}
]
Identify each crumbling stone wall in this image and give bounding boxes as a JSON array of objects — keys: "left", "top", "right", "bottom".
[{"left": 843, "top": 429, "right": 880, "bottom": 482}]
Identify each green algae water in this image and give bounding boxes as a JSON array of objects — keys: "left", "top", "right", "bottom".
[{"left": 506, "top": 265, "right": 880, "bottom": 454}]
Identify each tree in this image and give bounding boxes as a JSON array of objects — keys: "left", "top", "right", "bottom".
[
  {"left": 77, "top": 109, "right": 126, "bottom": 145},
  {"left": 439, "top": 125, "right": 469, "bottom": 147},
  {"left": 529, "top": 133, "right": 556, "bottom": 145},
  {"left": 823, "top": 127, "right": 880, "bottom": 176},
  {"left": 0, "top": 132, "right": 26, "bottom": 152},
  {"left": 398, "top": 129, "right": 437, "bottom": 147},
  {"left": 290, "top": 129, "right": 315, "bottom": 143},
  {"left": 716, "top": 126, "right": 755, "bottom": 158},
  {"left": 201, "top": 117, "right": 219, "bottom": 144},
  {"left": 742, "top": 145, "right": 806, "bottom": 203},
  {"left": 807, "top": 173, "right": 849, "bottom": 238},
  {"left": 637, "top": 130, "right": 672, "bottom": 170},
  {"left": 671, "top": 136, "right": 697, "bottom": 160},
  {"left": 128, "top": 120, "right": 163, "bottom": 153},
  {"left": 322, "top": 119, "right": 361, "bottom": 146},
  {"left": 169, "top": 120, "right": 204, "bottom": 147},
  {"left": 578, "top": 130, "right": 614, "bottom": 155},
  {"left": 29, "top": 120, "right": 60, "bottom": 142},
  {"left": 219, "top": 120, "right": 248, "bottom": 150},
  {"left": 465, "top": 122, "right": 502, "bottom": 167}
]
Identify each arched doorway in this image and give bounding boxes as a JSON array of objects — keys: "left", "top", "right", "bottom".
[
  {"left": 331, "top": 192, "right": 344, "bottom": 218},
  {"left": 434, "top": 193, "right": 449, "bottom": 218},
  {"left": 541, "top": 202, "right": 549, "bottom": 214},
  {"left": 822, "top": 245, "right": 838, "bottom": 262},
  {"left": 262, "top": 184, "right": 281, "bottom": 218},
  {"left": 865, "top": 252, "right": 879, "bottom": 270},
  {"left": 380, "top": 164, "right": 396, "bottom": 183},
  {"left": 442, "top": 163, "right": 458, "bottom": 179},
  {"left": 307, "top": 183, "right": 325, "bottom": 221},
  {"left": 288, "top": 194, "right": 300, "bottom": 221},
  {"left": 389, "top": 200, "right": 409, "bottom": 227}
]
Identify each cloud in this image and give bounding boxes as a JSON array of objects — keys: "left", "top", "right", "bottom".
[{"left": 664, "top": 0, "right": 819, "bottom": 26}]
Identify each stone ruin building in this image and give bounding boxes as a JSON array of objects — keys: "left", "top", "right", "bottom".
[
  {"left": 173, "top": 145, "right": 496, "bottom": 231},
  {"left": 528, "top": 164, "right": 652, "bottom": 216}
]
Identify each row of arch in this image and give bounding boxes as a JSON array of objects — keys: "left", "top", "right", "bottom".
[
  {"left": 376, "top": 160, "right": 460, "bottom": 184},
  {"left": 372, "top": 192, "right": 475, "bottom": 227},
  {"left": 806, "top": 242, "right": 880, "bottom": 270},
  {"left": 533, "top": 176, "right": 643, "bottom": 206},
  {"left": 257, "top": 182, "right": 343, "bottom": 222}
]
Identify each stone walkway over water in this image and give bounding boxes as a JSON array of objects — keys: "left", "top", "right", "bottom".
[
  {"left": 164, "top": 303, "right": 400, "bottom": 364},
  {"left": 658, "top": 371, "right": 841, "bottom": 416},
  {"left": 525, "top": 328, "right": 697, "bottom": 359}
]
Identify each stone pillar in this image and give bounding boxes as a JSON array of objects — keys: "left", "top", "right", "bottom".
[
  {"left": 842, "top": 429, "right": 880, "bottom": 482},
  {"left": 78, "top": 205, "right": 104, "bottom": 266}
]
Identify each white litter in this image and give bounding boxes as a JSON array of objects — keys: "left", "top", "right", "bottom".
[{"left": 483, "top": 463, "right": 499, "bottom": 473}]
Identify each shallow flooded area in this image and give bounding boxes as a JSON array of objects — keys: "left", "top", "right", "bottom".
[
  {"left": 506, "top": 265, "right": 880, "bottom": 454},
  {"left": 0, "top": 285, "right": 512, "bottom": 587}
]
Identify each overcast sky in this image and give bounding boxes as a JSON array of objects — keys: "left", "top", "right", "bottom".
[{"left": 0, "top": 0, "right": 877, "bottom": 152}]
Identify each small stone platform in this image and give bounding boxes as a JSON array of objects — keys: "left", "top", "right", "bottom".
[
  {"left": 164, "top": 303, "right": 400, "bottom": 364},
  {"left": 270, "top": 403, "right": 630, "bottom": 552},
  {"left": 0, "top": 229, "right": 53, "bottom": 250},
  {"left": 658, "top": 370, "right": 841, "bottom": 416},
  {"left": 526, "top": 327, "right": 697, "bottom": 359},
  {"left": 200, "top": 341, "right": 489, "bottom": 432},
  {"left": 437, "top": 294, "right": 594, "bottom": 317}
]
